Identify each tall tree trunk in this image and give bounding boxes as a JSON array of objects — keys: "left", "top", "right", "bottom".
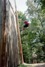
[
  {"left": 15, "top": 2, "right": 24, "bottom": 63},
  {"left": 1, "top": 0, "right": 7, "bottom": 67}
]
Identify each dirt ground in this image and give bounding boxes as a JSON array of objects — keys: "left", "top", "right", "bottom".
[{"left": 23, "top": 63, "right": 45, "bottom": 67}]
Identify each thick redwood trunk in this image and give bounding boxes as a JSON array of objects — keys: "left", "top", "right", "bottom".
[{"left": 1, "top": 0, "right": 7, "bottom": 67}]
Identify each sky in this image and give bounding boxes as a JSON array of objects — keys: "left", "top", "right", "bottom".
[
  {"left": 16, "top": 0, "right": 31, "bottom": 22},
  {"left": 10, "top": 0, "right": 27, "bottom": 13},
  {"left": 10, "top": 0, "right": 30, "bottom": 22},
  {"left": 16, "top": 0, "right": 27, "bottom": 13}
]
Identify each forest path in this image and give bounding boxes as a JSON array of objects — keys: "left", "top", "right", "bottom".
[{"left": 23, "top": 63, "right": 45, "bottom": 67}]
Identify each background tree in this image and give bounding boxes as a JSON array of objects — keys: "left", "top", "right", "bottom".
[
  {"left": 26, "top": 0, "right": 45, "bottom": 63},
  {"left": 18, "top": 0, "right": 45, "bottom": 63}
]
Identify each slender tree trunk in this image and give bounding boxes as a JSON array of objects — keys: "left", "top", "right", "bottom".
[{"left": 15, "top": 2, "right": 24, "bottom": 63}]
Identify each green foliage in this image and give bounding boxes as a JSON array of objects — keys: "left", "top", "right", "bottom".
[
  {"left": 22, "top": 44, "right": 31, "bottom": 63},
  {"left": 18, "top": 64, "right": 27, "bottom": 67},
  {"left": 26, "top": 0, "right": 45, "bottom": 63},
  {"left": 18, "top": 11, "right": 27, "bottom": 30},
  {"left": 34, "top": 0, "right": 45, "bottom": 9},
  {"left": 18, "top": 11, "right": 26, "bottom": 21},
  {"left": 18, "top": 0, "right": 45, "bottom": 63}
]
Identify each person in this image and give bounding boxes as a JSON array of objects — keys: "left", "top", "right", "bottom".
[
  {"left": 24, "top": 21, "right": 29, "bottom": 27},
  {"left": 23, "top": 20, "right": 29, "bottom": 30}
]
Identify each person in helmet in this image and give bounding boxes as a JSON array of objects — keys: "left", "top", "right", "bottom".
[
  {"left": 24, "top": 21, "right": 29, "bottom": 28},
  {"left": 22, "top": 20, "right": 30, "bottom": 30}
]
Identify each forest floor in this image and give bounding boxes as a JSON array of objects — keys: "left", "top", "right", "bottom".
[{"left": 22, "top": 63, "right": 45, "bottom": 67}]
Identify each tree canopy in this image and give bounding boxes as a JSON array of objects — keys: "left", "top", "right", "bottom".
[{"left": 18, "top": 0, "right": 45, "bottom": 63}]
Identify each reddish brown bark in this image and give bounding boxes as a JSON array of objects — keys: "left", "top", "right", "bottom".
[
  {"left": 15, "top": 11, "right": 24, "bottom": 63},
  {"left": 1, "top": 0, "right": 7, "bottom": 67}
]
